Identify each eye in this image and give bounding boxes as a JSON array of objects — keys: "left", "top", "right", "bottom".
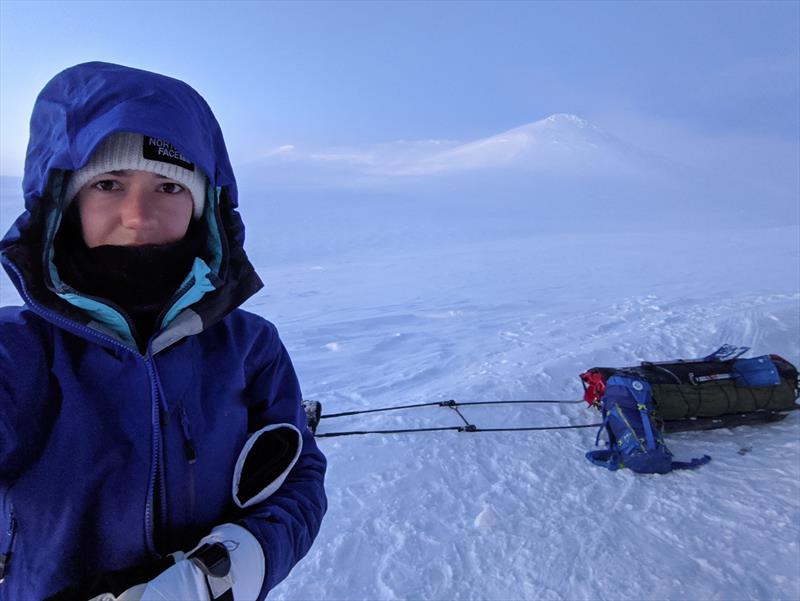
[
  {"left": 159, "top": 182, "right": 185, "bottom": 194},
  {"left": 91, "top": 179, "right": 122, "bottom": 192}
]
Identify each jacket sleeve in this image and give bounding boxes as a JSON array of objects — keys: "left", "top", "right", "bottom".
[{"left": 233, "top": 321, "right": 327, "bottom": 598}]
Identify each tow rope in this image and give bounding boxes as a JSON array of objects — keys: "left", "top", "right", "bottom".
[
  {"left": 304, "top": 346, "right": 798, "bottom": 444},
  {"left": 303, "top": 398, "right": 793, "bottom": 439},
  {"left": 304, "top": 398, "right": 602, "bottom": 438}
]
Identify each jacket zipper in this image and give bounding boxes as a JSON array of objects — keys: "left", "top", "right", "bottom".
[
  {"left": 144, "top": 355, "right": 168, "bottom": 556},
  {"left": 6, "top": 258, "right": 171, "bottom": 557},
  {"left": 6, "top": 257, "right": 168, "bottom": 559},
  {"left": 4, "top": 231, "right": 205, "bottom": 555},
  {"left": 144, "top": 355, "right": 199, "bottom": 555}
]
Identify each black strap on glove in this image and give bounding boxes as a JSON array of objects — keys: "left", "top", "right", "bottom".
[{"left": 188, "top": 542, "right": 234, "bottom": 601}]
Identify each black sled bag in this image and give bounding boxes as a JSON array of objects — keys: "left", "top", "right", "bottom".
[{"left": 581, "top": 345, "right": 799, "bottom": 421}]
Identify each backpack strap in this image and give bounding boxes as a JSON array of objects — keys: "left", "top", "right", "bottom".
[
  {"left": 638, "top": 403, "right": 657, "bottom": 451},
  {"left": 626, "top": 378, "right": 657, "bottom": 451},
  {"left": 594, "top": 410, "right": 611, "bottom": 447}
]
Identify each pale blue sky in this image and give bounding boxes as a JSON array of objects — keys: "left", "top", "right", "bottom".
[{"left": 1, "top": 0, "right": 798, "bottom": 177}]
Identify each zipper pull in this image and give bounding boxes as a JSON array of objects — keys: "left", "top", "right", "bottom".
[{"left": 179, "top": 406, "right": 198, "bottom": 464}]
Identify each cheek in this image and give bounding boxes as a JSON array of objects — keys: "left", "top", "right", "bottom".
[
  {"left": 163, "top": 195, "right": 194, "bottom": 235},
  {"left": 78, "top": 199, "right": 117, "bottom": 247}
]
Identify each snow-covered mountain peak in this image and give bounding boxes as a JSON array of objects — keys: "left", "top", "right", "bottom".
[
  {"left": 251, "top": 113, "right": 659, "bottom": 180},
  {"left": 411, "top": 113, "right": 627, "bottom": 175},
  {"left": 543, "top": 113, "right": 590, "bottom": 128},
  {"left": 506, "top": 113, "right": 604, "bottom": 142}
]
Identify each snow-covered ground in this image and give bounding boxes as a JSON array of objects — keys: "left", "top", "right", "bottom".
[
  {"left": 2, "top": 175, "right": 799, "bottom": 599},
  {"left": 238, "top": 182, "right": 798, "bottom": 600}
]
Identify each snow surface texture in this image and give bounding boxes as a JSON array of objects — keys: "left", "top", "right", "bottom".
[
  {"left": 251, "top": 221, "right": 800, "bottom": 601},
  {"left": 1, "top": 142, "right": 799, "bottom": 600}
]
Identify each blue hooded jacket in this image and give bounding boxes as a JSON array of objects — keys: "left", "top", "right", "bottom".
[{"left": 0, "top": 62, "right": 327, "bottom": 600}]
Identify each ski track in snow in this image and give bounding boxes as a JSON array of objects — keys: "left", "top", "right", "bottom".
[{"left": 2, "top": 188, "right": 799, "bottom": 600}]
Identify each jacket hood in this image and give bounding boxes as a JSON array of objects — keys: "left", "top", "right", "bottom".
[
  {"left": 0, "top": 61, "right": 263, "bottom": 354},
  {"left": 21, "top": 61, "right": 236, "bottom": 209}
]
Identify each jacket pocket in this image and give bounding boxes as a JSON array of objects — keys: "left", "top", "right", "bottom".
[{"left": 0, "top": 491, "right": 17, "bottom": 585}]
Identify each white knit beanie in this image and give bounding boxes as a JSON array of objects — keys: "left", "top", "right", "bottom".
[{"left": 64, "top": 132, "right": 207, "bottom": 219}]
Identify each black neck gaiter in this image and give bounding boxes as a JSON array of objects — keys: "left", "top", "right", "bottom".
[{"left": 53, "top": 206, "right": 203, "bottom": 349}]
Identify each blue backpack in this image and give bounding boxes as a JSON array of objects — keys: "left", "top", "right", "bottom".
[{"left": 586, "top": 375, "right": 711, "bottom": 474}]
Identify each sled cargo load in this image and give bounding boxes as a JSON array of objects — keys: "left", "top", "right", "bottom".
[
  {"left": 582, "top": 345, "right": 798, "bottom": 474},
  {"left": 585, "top": 374, "right": 711, "bottom": 473},
  {"left": 580, "top": 345, "right": 799, "bottom": 421}
]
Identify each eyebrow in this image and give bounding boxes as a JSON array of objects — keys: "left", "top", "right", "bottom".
[{"left": 104, "top": 170, "right": 170, "bottom": 179}]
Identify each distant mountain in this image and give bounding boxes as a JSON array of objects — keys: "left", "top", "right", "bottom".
[
  {"left": 398, "top": 113, "right": 660, "bottom": 176},
  {"left": 235, "top": 116, "right": 798, "bottom": 230},
  {"left": 248, "top": 114, "right": 674, "bottom": 184}
]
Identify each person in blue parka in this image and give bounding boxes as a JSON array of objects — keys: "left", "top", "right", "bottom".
[{"left": 0, "top": 62, "right": 327, "bottom": 600}]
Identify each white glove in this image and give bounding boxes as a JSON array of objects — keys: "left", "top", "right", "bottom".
[
  {"left": 135, "top": 523, "right": 264, "bottom": 601},
  {"left": 91, "top": 421, "right": 296, "bottom": 601}
]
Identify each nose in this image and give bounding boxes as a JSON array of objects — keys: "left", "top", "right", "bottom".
[{"left": 119, "top": 187, "right": 158, "bottom": 230}]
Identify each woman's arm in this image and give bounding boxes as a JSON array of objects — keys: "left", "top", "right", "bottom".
[
  {"left": 232, "top": 324, "right": 328, "bottom": 598},
  {"left": 137, "top": 322, "right": 327, "bottom": 601}
]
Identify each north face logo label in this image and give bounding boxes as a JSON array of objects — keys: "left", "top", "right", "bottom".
[{"left": 142, "top": 136, "right": 195, "bottom": 171}]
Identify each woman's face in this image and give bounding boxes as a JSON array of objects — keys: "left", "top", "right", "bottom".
[{"left": 77, "top": 169, "right": 194, "bottom": 248}]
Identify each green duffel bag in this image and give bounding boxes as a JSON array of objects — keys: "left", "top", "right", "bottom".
[{"left": 581, "top": 347, "right": 799, "bottom": 421}]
